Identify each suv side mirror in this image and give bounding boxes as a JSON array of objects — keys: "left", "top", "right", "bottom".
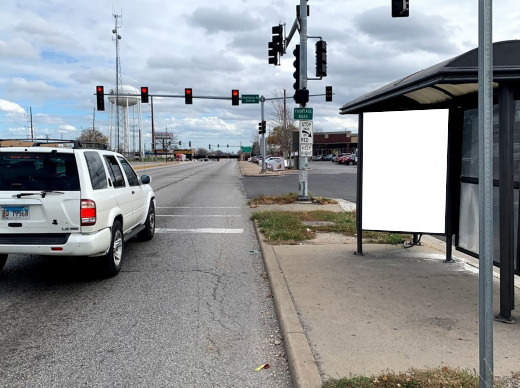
[{"left": 141, "top": 175, "right": 152, "bottom": 184}]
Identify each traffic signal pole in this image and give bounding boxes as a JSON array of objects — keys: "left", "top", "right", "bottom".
[
  {"left": 298, "top": 0, "right": 309, "bottom": 201},
  {"left": 260, "top": 96, "right": 266, "bottom": 173}
]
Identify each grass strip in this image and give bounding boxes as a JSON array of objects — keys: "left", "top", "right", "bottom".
[
  {"left": 322, "top": 367, "right": 482, "bottom": 388},
  {"left": 252, "top": 210, "right": 409, "bottom": 244}
]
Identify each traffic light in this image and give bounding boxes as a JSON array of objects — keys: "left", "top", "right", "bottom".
[
  {"left": 315, "top": 40, "right": 327, "bottom": 77},
  {"left": 258, "top": 121, "right": 266, "bottom": 135},
  {"left": 294, "top": 89, "right": 309, "bottom": 106},
  {"left": 189, "top": 141, "right": 191, "bottom": 148},
  {"left": 392, "top": 0, "right": 409, "bottom": 17},
  {"left": 185, "top": 88, "right": 192, "bottom": 104},
  {"left": 209, "top": 144, "right": 211, "bottom": 149},
  {"left": 268, "top": 25, "right": 283, "bottom": 65},
  {"left": 179, "top": 141, "right": 181, "bottom": 146},
  {"left": 232, "top": 90, "right": 239, "bottom": 106},
  {"left": 96, "top": 86, "right": 105, "bottom": 111},
  {"left": 218, "top": 144, "right": 220, "bottom": 148},
  {"left": 227, "top": 144, "right": 229, "bottom": 148},
  {"left": 141, "top": 87, "right": 149, "bottom": 103},
  {"left": 326, "top": 86, "right": 333, "bottom": 102},
  {"left": 293, "top": 45, "right": 300, "bottom": 91}
]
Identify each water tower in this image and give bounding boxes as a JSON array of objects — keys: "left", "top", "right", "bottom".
[{"left": 107, "top": 85, "right": 143, "bottom": 157}]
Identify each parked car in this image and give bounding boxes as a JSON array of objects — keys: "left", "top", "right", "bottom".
[
  {"left": 0, "top": 140, "right": 156, "bottom": 277},
  {"left": 312, "top": 155, "right": 322, "bottom": 161},
  {"left": 343, "top": 154, "right": 357, "bottom": 165},
  {"left": 334, "top": 153, "right": 350, "bottom": 163},
  {"left": 321, "top": 154, "right": 334, "bottom": 161}
]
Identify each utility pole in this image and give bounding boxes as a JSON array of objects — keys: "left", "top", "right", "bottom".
[
  {"left": 29, "top": 107, "right": 34, "bottom": 141},
  {"left": 297, "top": 0, "right": 309, "bottom": 200},
  {"left": 92, "top": 107, "right": 95, "bottom": 131}
]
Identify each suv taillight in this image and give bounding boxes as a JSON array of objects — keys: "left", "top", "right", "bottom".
[{"left": 81, "top": 199, "right": 96, "bottom": 226}]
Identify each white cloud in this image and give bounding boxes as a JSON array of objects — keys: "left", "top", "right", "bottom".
[
  {"left": 0, "top": 38, "right": 39, "bottom": 59},
  {"left": 0, "top": 99, "right": 25, "bottom": 114},
  {"left": 58, "top": 124, "right": 77, "bottom": 132}
]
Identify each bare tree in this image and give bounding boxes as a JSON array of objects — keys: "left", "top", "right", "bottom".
[
  {"left": 196, "top": 148, "right": 209, "bottom": 156},
  {"left": 251, "top": 129, "right": 261, "bottom": 155},
  {"left": 268, "top": 89, "right": 296, "bottom": 158},
  {"left": 314, "top": 125, "right": 324, "bottom": 133},
  {"left": 77, "top": 128, "right": 108, "bottom": 145}
]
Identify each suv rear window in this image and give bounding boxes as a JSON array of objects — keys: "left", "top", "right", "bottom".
[{"left": 0, "top": 152, "right": 80, "bottom": 191}]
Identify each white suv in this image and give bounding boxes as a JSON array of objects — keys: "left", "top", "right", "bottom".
[{"left": 0, "top": 140, "right": 156, "bottom": 277}]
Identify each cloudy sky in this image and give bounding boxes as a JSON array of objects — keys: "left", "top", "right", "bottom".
[{"left": 0, "top": 0, "right": 518, "bottom": 152}]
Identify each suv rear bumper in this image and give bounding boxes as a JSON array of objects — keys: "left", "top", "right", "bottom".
[{"left": 0, "top": 228, "right": 111, "bottom": 257}]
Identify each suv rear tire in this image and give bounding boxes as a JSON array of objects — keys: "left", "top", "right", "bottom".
[
  {"left": 0, "top": 254, "right": 7, "bottom": 272},
  {"left": 102, "top": 220, "right": 123, "bottom": 277},
  {"left": 137, "top": 202, "right": 155, "bottom": 242}
]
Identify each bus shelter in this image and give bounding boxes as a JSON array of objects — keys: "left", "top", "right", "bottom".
[{"left": 339, "top": 40, "right": 520, "bottom": 321}]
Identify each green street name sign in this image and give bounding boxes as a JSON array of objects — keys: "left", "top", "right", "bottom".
[
  {"left": 294, "top": 107, "right": 313, "bottom": 120},
  {"left": 241, "top": 146, "right": 252, "bottom": 153},
  {"left": 241, "top": 94, "right": 260, "bottom": 104}
]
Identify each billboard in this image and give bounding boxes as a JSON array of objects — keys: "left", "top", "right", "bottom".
[
  {"left": 362, "top": 109, "right": 449, "bottom": 234},
  {"left": 155, "top": 132, "right": 173, "bottom": 139}
]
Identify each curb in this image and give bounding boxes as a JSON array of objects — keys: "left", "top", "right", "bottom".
[{"left": 254, "top": 221, "right": 322, "bottom": 388}]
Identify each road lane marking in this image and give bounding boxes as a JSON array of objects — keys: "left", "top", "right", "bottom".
[
  {"left": 156, "top": 228, "right": 244, "bottom": 234},
  {"left": 157, "top": 207, "right": 240, "bottom": 209},
  {"left": 156, "top": 215, "right": 240, "bottom": 217}
]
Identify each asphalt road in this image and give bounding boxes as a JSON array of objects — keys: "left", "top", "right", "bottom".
[
  {"left": 241, "top": 160, "right": 358, "bottom": 201},
  {"left": 0, "top": 160, "right": 291, "bottom": 388}
]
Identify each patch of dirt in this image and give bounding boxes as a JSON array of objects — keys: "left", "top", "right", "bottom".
[{"left": 304, "top": 232, "right": 357, "bottom": 245}]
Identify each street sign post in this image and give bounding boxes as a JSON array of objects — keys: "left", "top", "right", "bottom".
[
  {"left": 241, "top": 94, "right": 260, "bottom": 104},
  {"left": 299, "top": 120, "right": 313, "bottom": 157},
  {"left": 294, "top": 107, "right": 313, "bottom": 120}
]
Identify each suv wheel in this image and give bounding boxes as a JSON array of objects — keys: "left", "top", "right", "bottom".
[
  {"left": 137, "top": 202, "right": 155, "bottom": 242},
  {"left": 348, "top": 161, "right": 354, "bottom": 165},
  {"left": 102, "top": 220, "right": 124, "bottom": 277},
  {"left": 0, "top": 254, "right": 7, "bottom": 272}
]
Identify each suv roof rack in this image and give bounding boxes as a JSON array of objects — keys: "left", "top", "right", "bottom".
[{"left": 0, "top": 139, "right": 109, "bottom": 150}]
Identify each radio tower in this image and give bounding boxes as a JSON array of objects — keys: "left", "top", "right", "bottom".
[{"left": 112, "top": 12, "right": 124, "bottom": 153}]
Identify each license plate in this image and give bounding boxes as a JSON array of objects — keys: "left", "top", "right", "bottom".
[{"left": 1, "top": 206, "right": 30, "bottom": 220}]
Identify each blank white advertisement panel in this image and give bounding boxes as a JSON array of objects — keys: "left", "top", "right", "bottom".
[{"left": 362, "top": 109, "right": 449, "bottom": 234}]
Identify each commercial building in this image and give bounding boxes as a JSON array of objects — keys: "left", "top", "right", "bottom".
[{"left": 312, "top": 131, "right": 358, "bottom": 156}]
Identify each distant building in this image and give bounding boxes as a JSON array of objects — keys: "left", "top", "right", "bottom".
[{"left": 312, "top": 131, "right": 358, "bottom": 156}]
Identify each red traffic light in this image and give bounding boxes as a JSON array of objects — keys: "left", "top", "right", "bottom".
[
  {"left": 140, "top": 86, "right": 149, "bottom": 103},
  {"left": 231, "top": 89, "right": 239, "bottom": 106},
  {"left": 96, "top": 86, "right": 105, "bottom": 111},
  {"left": 185, "top": 88, "right": 193, "bottom": 104}
]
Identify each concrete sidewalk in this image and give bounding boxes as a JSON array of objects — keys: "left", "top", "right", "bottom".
[{"left": 254, "top": 203, "right": 520, "bottom": 387}]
